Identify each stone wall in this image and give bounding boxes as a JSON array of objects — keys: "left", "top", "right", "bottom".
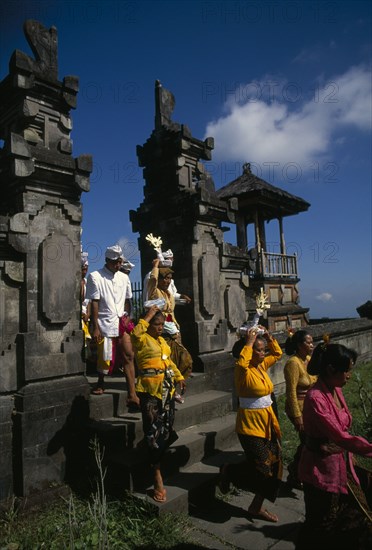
[{"left": 269, "top": 318, "right": 372, "bottom": 395}]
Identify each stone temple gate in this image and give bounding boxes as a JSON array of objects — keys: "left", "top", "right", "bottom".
[
  {"left": 0, "top": 21, "right": 91, "bottom": 500},
  {"left": 130, "top": 81, "right": 311, "bottom": 367}
]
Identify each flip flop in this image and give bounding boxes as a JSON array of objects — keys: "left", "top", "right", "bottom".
[
  {"left": 174, "top": 393, "right": 185, "bottom": 404},
  {"left": 91, "top": 387, "right": 104, "bottom": 395},
  {"left": 152, "top": 488, "right": 167, "bottom": 503},
  {"left": 247, "top": 509, "right": 278, "bottom": 523}
]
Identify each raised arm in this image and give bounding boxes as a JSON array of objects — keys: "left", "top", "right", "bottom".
[{"left": 146, "top": 259, "right": 160, "bottom": 300}]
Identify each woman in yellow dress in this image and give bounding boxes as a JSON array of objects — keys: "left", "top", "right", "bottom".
[
  {"left": 284, "top": 329, "right": 316, "bottom": 489},
  {"left": 219, "top": 326, "right": 283, "bottom": 522},
  {"left": 131, "top": 305, "right": 185, "bottom": 502}
]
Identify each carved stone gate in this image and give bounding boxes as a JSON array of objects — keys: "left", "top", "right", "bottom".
[{"left": 0, "top": 21, "right": 91, "bottom": 500}]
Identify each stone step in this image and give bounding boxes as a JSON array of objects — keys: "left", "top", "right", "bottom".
[
  {"left": 88, "top": 416, "right": 142, "bottom": 452},
  {"left": 87, "top": 372, "right": 211, "bottom": 420},
  {"left": 89, "top": 389, "right": 235, "bottom": 454},
  {"left": 86, "top": 373, "right": 237, "bottom": 509},
  {"left": 89, "top": 385, "right": 234, "bottom": 433},
  {"left": 89, "top": 386, "right": 130, "bottom": 420},
  {"left": 90, "top": 405, "right": 237, "bottom": 496},
  {"left": 172, "top": 390, "right": 234, "bottom": 431},
  {"left": 87, "top": 371, "right": 215, "bottom": 411},
  {"left": 106, "top": 411, "right": 237, "bottom": 488},
  {"left": 133, "top": 441, "right": 246, "bottom": 516},
  {"left": 172, "top": 411, "right": 237, "bottom": 467}
]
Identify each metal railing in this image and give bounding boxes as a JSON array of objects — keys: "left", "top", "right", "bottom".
[{"left": 131, "top": 280, "right": 144, "bottom": 322}]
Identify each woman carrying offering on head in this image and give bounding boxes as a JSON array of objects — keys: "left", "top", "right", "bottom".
[
  {"left": 219, "top": 326, "right": 283, "bottom": 523},
  {"left": 146, "top": 258, "right": 193, "bottom": 401},
  {"left": 131, "top": 305, "right": 185, "bottom": 503}
]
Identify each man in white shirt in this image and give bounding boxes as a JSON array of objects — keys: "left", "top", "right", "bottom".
[{"left": 86, "top": 245, "right": 140, "bottom": 409}]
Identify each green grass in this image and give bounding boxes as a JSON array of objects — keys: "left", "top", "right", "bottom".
[
  {"left": 0, "top": 492, "right": 194, "bottom": 549},
  {"left": 278, "top": 360, "right": 372, "bottom": 469},
  {"left": 0, "top": 437, "right": 195, "bottom": 549}
]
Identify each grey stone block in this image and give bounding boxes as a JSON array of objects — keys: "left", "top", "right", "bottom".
[
  {"left": 0, "top": 397, "right": 14, "bottom": 499},
  {"left": 0, "top": 346, "right": 17, "bottom": 392}
]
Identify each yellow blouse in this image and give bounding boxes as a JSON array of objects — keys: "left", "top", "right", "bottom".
[
  {"left": 235, "top": 338, "right": 282, "bottom": 440},
  {"left": 131, "top": 319, "right": 184, "bottom": 400},
  {"left": 284, "top": 354, "right": 317, "bottom": 419}
]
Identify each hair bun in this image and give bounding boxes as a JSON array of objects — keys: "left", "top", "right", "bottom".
[{"left": 321, "top": 333, "right": 330, "bottom": 350}]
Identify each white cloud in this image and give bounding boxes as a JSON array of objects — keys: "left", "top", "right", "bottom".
[
  {"left": 292, "top": 46, "right": 322, "bottom": 64},
  {"left": 316, "top": 292, "right": 333, "bottom": 302},
  {"left": 204, "top": 65, "right": 371, "bottom": 169}
]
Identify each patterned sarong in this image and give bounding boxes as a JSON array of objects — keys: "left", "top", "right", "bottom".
[
  {"left": 223, "top": 428, "right": 282, "bottom": 502},
  {"left": 138, "top": 370, "right": 178, "bottom": 464}
]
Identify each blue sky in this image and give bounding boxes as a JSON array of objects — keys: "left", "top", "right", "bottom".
[{"left": 1, "top": 0, "right": 371, "bottom": 319}]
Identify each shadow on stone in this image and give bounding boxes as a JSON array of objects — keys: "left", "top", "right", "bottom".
[{"left": 47, "top": 395, "right": 97, "bottom": 497}]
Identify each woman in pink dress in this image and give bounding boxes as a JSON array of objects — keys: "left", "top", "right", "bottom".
[{"left": 296, "top": 341, "right": 372, "bottom": 550}]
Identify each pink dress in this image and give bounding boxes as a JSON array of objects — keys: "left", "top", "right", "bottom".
[{"left": 299, "top": 378, "right": 372, "bottom": 494}]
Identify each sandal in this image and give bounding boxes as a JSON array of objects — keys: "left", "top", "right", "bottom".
[
  {"left": 152, "top": 488, "right": 167, "bottom": 502},
  {"left": 91, "top": 387, "right": 104, "bottom": 395},
  {"left": 174, "top": 393, "right": 185, "bottom": 404},
  {"left": 247, "top": 509, "right": 278, "bottom": 523}
]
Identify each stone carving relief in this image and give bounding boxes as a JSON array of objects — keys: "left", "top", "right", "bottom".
[
  {"left": 224, "top": 282, "right": 246, "bottom": 329},
  {"left": 41, "top": 233, "right": 78, "bottom": 324},
  {"left": 198, "top": 253, "right": 220, "bottom": 318}
]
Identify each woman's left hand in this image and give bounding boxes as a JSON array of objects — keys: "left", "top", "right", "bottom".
[
  {"left": 260, "top": 326, "right": 272, "bottom": 340},
  {"left": 320, "top": 442, "right": 343, "bottom": 456},
  {"left": 293, "top": 415, "right": 304, "bottom": 432}
]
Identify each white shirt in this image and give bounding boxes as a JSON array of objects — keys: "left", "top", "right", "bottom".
[
  {"left": 81, "top": 277, "right": 89, "bottom": 315},
  {"left": 86, "top": 266, "right": 131, "bottom": 337}
]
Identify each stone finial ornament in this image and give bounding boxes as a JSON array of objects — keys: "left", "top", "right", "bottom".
[{"left": 10, "top": 19, "right": 58, "bottom": 79}]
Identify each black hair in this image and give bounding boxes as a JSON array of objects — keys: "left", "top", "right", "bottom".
[
  {"left": 140, "top": 310, "right": 165, "bottom": 323},
  {"left": 232, "top": 338, "right": 245, "bottom": 358},
  {"left": 307, "top": 343, "right": 358, "bottom": 377},
  {"left": 253, "top": 335, "right": 266, "bottom": 349},
  {"left": 284, "top": 330, "right": 311, "bottom": 355},
  {"left": 232, "top": 334, "right": 266, "bottom": 358},
  {"left": 148, "top": 310, "right": 165, "bottom": 324}
]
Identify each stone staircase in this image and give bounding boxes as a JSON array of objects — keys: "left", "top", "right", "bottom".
[{"left": 86, "top": 367, "right": 240, "bottom": 513}]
